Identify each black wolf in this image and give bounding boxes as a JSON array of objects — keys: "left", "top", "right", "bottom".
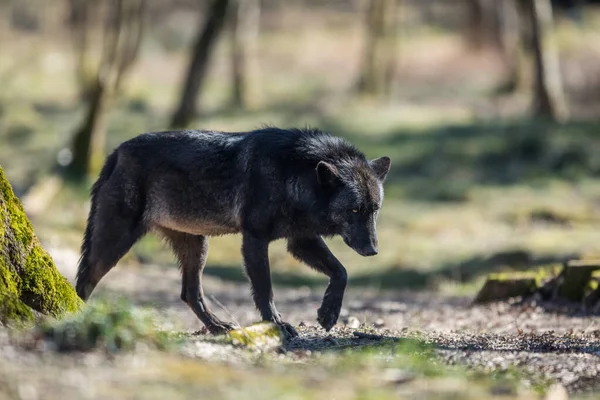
[{"left": 75, "top": 127, "right": 391, "bottom": 337}]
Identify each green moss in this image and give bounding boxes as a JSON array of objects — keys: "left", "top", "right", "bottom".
[
  {"left": 488, "top": 265, "right": 560, "bottom": 288},
  {"left": 589, "top": 270, "right": 600, "bottom": 291},
  {"left": 488, "top": 271, "right": 537, "bottom": 281},
  {"left": 228, "top": 322, "right": 284, "bottom": 350},
  {"left": 0, "top": 256, "right": 33, "bottom": 324},
  {"left": 20, "top": 244, "right": 82, "bottom": 316},
  {"left": 0, "top": 164, "right": 82, "bottom": 323},
  {"left": 1, "top": 164, "right": 34, "bottom": 248},
  {"left": 0, "top": 206, "right": 4, "bottom": 242}
]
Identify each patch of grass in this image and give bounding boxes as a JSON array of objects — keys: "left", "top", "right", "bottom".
[
  {"left": 37, "top": 297, "right": 174, "bottom": 353},
  {"left": 287, "top": 339, "right": 530, "bottom": 399},
  {"left": 158, "top": 335, "right": 535, "bottom": 400}
]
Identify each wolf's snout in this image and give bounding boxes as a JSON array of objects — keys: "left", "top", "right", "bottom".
[
  {"left": 352, "top": 241, "right": 378, "bottom": 257},
  {"left": 361, "top": 245, "right": 378, "bottom": 257},
  {"left": 343, "top": 232, "right": 379, "bottom": 257}
]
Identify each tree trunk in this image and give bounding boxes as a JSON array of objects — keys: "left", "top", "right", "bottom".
[
  {"left": 229, "top": 0, "right": 260, "bottom": 109},
  {"left": 465, "top": 0, "right": 485, "bottom": 49},
  {"left": 68, "top": 0, "right": 95, "bottom": 101},
  {"left": 495, "top": 0, "right": 530, "bottom": 94},
  {"left": 170, "top": 0, "right": 230, "bottom": 128},
  {"left": 356, "top": 0, "right": 397, "bottom": 98},
  {"left": 526, "top": 0, "right": 569, "bottom": 121},
  {"left": 0, "top": 166, "right": 82, "bottom": 324},
  {"left": 65, "top": 0, "right": 145, "bottom": 181},
  {"left": 66, "top": 79, "right": 110, "bottom": 180},
  {"left": 464, "top": 0, "right": 503, "bottom": 50}
]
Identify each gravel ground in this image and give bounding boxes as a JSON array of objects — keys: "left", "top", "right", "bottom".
[
  {"left": 21, "top": 249, "right": 600, "bottom": 395},
  {"left": 76, "top": 260, "right": 600, "bottom": 394}
]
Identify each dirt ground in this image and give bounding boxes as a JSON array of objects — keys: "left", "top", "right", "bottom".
[{"left": 32, "top": 246, "right": 600, "bottom": 396}]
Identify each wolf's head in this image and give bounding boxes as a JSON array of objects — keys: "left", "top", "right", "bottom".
[{"left": 317, "top": 156, "right": 391, "bottom": 257}]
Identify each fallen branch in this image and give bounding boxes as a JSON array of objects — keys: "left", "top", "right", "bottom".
[{"left": 353, "top": 331, "right": 386, "bottom": 340}]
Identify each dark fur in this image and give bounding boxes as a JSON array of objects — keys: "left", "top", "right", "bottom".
[{"left": 75, "top": 127, "right": 391, "bottom": 336}]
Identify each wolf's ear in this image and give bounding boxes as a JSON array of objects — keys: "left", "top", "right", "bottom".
[
  {"left": 370, "top": 156, "right": 391, "bottom": 181},
  {"left": 316, "top": 161, "right": 340, "bottom": 187}
]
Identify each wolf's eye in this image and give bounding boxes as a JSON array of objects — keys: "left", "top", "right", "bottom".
[{"left": 352, "top": 209, "right": 359, "bottom": 214}]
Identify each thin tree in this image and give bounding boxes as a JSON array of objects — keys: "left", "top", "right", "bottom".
[
  {"left": 68, "top": 0, "right": 94, "bottom": 101},
  {"left": 65, "top": 0, "right": 145, "bottom": 180},
  {"left": 228, "top": 0, "right": 260, "bottom": 109},
  {"left": 356, "top": 0, "right": 397, "bottom": 98},
  {"left": 464, "top": 0, "right": 503, "bottom": 50},
  {"left": 525, "top": 0, "right": 569, "bottom": 120},
  {"left": 170, "top": 0, "right": 230, "bottom": 128},
  {"left": 493, "top": 0, "right": 530, "bottom": 94}
]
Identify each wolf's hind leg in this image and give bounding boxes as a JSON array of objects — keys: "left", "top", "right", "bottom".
[
  {"left": 162, "top": 229, "right": 236, "bottom": 334},
  {"left": 287, "top": 236, "right": 347, "bottom": 331}
]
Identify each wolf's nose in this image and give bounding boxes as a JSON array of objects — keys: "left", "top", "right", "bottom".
[{"left": 363, "top": 247, "right": 378, "bottom": 256}]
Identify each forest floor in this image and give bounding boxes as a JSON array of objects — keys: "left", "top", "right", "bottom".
[{"left": 2, "top": 249, "right": 600, "bottom": 399}]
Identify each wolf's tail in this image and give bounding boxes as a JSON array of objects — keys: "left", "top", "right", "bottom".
[{"left": 75, "top": 150, "right": 119, "bottom": 300}]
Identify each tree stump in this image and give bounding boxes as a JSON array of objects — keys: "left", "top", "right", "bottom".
[
  {"left": 473, "top": 273, "right": 538, "bottom": 304},
  {"left": 557, "top": 260, "right": 600, "bottom": 302},
  {"left": 474, "top": 259, "right": 600, "bottom": 307}
]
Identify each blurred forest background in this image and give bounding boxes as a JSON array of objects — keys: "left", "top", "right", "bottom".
[{"left": 3, "top": 0, "right": 600, "bottom": 290}]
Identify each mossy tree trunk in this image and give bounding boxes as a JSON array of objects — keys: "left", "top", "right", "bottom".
[{"left": 0, "top": 165, "right": 82, "bottom": 325}]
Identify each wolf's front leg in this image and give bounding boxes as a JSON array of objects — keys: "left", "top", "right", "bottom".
[
  {"left": 287, "top": 237, "right": 348, "bottom": 331},
  {"left": 242, "top": 232, "right": 299, "bottom": 338}
]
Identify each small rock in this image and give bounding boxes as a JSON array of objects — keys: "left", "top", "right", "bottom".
[
  {"left": 380, "top": 368, "right": 415, "bottom": 385},
  {"left": 374, "top": 318, "right": 385, "bottom": 328},
  {"left": 346, "top": 316, "right": 361, "bottom": 329},
  {"left": 228, "top": 322, "right": 284, "bottom": 351}
]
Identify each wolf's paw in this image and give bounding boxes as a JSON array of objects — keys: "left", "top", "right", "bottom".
[
  {"left": 207, "top": 321, "right": 238, "bottom": 335},
  {"left": 277, "top": 322, "right": 299, "bottom": 338},
  {"left": 317, "top": 297, "right": 342, "bottom": 332}
]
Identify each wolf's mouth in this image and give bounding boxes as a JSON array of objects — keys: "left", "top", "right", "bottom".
[{"left": 342, "top": 235, "right": 378, "bottom": 257}]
